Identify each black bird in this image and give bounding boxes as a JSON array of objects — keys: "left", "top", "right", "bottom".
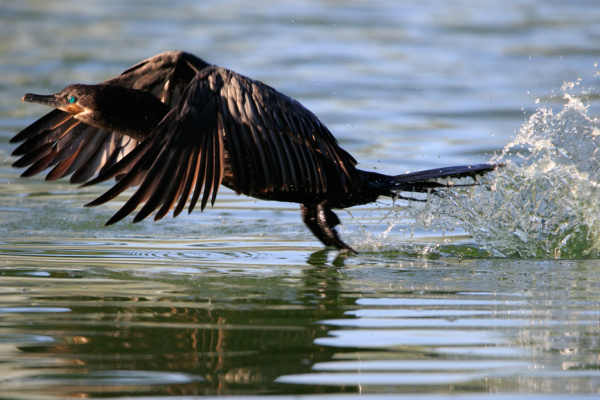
[{"left": 11, "top": 51, "right": 499, "bottom": 253}]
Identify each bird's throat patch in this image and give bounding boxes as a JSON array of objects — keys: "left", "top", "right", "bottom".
[{"left": 64, "top": 103, "right": 84, "bottom": 114}]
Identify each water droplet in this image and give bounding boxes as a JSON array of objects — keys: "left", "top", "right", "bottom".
[{"left": 405, "top": 89, "right": 600, "bottom": 258}]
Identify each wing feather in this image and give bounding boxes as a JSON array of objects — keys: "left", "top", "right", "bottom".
[
  {"left": 46, "top": 125, "right": 97, "bottom": 180},
  {"left": 22, "top": 149, "right": 60, "bottom": 177},
  {"left": 12, "top": 51, "right": 208, "bottom": 184},
  {"left": 286, "top": 114, "right": 314, "bottom": 191},
  {"left": 62, "top": 127, "right": 103, "bottom": 177},
  {"left": 83, "top": 134, "right": 163, "bottom": 206},
  {"left": 13, "top": 125, "right": 67, "bottom": 156},
  {"left": 12, "top": 142, "right": 54, "bottom": 169},
  {"left": 104, "top": 141, "right": 174, "bottom": 225},
  {"left": 223, "top": 117, "right": 251, "bottom": 194},
  {"left": 12, "top": 118, "right": 80, "bottom": 163},
  {"left": 155, "top": 146, "right": 192, "bottom": 221},
  {"left": 21, "top": 62, "right": 361, "bottom": 225},
  {"left": 292, "top": 115, "right": 326, "bottom": 193},
  {"left": 10, "top": 110, "right": 72, "bottom": 144},
  {"left": 173, "top": 145, "right": 200, "bottom": 217},
  {"left": 82, "top": 133, "right": 158, "bottom": 187},
  {"left": 188, "top": 130, "right": 209, "bottom": 214},
  {"left": 199, "top": 123, "right": 215, "bottom": 212},
  {"left": 211, "top": 121, "right": 225, "bottom": 207},
  {"left": 69, "top": 129, "right": 114, "bottom": 183},
  {"left": 133, "top": 147, "right": 181, "bottom": 223}
]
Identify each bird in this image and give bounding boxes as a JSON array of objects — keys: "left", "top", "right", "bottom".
[{"left": 10, "top": 51, "right": 499, "bottom": 254}]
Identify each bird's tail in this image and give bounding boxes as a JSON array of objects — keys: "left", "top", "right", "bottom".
[{"left": 361, "top": 163, "right": 501, "bottom": 200}]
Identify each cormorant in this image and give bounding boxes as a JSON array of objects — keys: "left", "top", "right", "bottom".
[{"left": 11, "top": 51, "right": 499, "bottom": 253}]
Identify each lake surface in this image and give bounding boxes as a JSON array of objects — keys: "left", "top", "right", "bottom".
[{"left": 1, "top": 1, "right": 600, "bottom": 398}]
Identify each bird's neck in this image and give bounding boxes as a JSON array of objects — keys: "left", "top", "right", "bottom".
[{"left": 75, "top": 85, "right": 171, "bottom": 141}]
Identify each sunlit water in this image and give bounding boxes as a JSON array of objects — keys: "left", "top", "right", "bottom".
[{"left": 1, "top": 1, "right": 600, "bottom": 399}]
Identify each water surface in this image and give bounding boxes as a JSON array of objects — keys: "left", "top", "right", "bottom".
[{"left": 1, "top": 1, "right": 599, "bottom": 398}]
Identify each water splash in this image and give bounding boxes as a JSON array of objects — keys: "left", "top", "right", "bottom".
[{"left": 407, "top": 83, "right": 600, "bottom": 258}]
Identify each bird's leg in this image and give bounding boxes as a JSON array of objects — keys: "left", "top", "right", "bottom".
[{"left": 301, "top": 201, "right": 357, "bottom": 254}]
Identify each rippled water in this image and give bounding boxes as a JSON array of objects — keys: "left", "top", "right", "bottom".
[{"left": 1, "top": 1, "right": 600, "bottom": 398}]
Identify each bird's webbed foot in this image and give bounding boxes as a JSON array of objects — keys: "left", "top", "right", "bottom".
[{"left": 301, "top": 201, "right": 357, "bottom": 254}]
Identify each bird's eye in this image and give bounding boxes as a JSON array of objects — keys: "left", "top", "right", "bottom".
[{"left": 68, "top": 96, "right": 77, "bottom": 104}]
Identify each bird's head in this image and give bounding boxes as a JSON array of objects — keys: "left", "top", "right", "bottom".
[
  {"left": 22, "top": 84, "right": 94, "bottom": 116},
  {"left": 23, "top": 84, "right": 170, "bottom": 141}
]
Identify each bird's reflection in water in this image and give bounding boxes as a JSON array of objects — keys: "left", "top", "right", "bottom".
[{"left": 8, "top": 261, "right": 356, "bottom": 396}]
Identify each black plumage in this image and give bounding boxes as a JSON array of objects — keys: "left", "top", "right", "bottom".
[{"left": 11, "top": 51, "right": 500, "bottom": 253}]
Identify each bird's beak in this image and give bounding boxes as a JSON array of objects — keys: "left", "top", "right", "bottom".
[{"left": 22, "top": 93, "right": 84, "bottom": 115}]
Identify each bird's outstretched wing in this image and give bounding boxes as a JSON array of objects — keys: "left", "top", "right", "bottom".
[
  {"left": 83, "top": 66, "right": 359, "bottom": 225},
  {"left": 10, "top": 51, "right": 209, "bottom": 183}
]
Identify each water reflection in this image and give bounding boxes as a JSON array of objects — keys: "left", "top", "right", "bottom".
[
  {"left": 0, "top": 261, "right": 356, "bottom": 396},
  {"left": 0, "top": 256, "right": 598, "bottom": 396}
]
